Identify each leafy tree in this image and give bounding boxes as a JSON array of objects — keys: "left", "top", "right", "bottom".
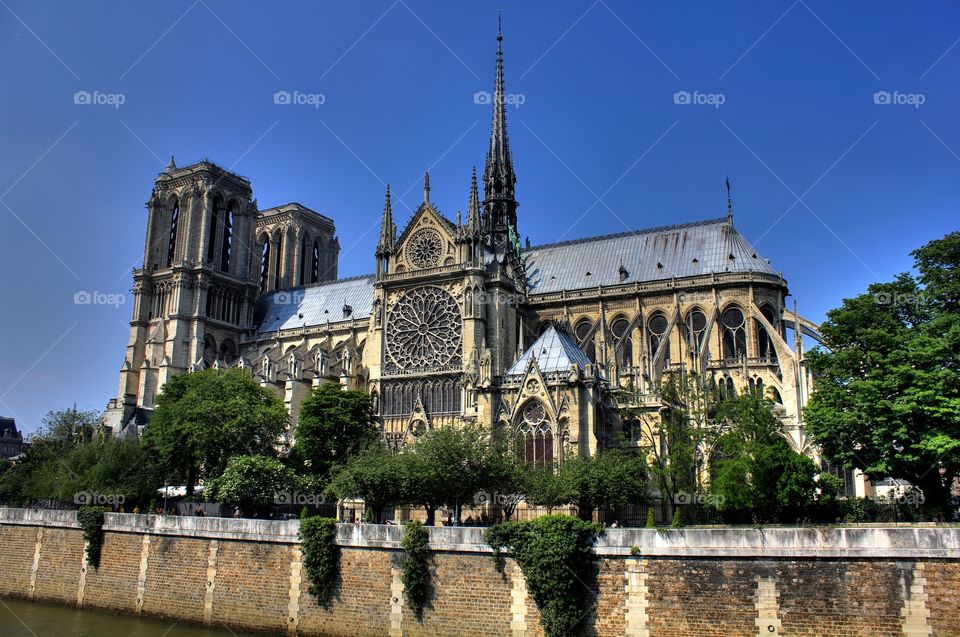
[
  {"left": 558, "top": 450, "right": 647, "bottom": 521},
  {"left": 325, "top": 442, "right": 403, "bottom": 523},
  {"left": 293, "top": 383, "right": 378, "bottom": 482},
  {"left": 206, "top": 454, "right": 297, "bottom": 513},
  {"left": 400, "top": 425, "right": 495, "bottom": 525},
  {"left": 806, "top": 232, "right": 960, "bottom": 515},
  {"left": 38, "top": 406, "right": 100, "bottom": 445},
  {"left": 710, "top": 395, "right": 818, "bottom": 523},
  {"left": 616, "top": 372, "right": 718, "bottom": 516},
  {"left": 523, "top": 466, "right": 571, "bottom": 512},
  {"left": 142, "top": 368, "right": 288, "bottom": 496}
]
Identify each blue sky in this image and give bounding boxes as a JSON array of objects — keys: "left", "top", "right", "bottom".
[{"left": 0, "top": 1, "right": 957, "bottom": 434}]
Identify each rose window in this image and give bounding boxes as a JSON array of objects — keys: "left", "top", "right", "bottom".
[
  {"left": 386, "top": 286, "right": 462, "bottom": 371},
  {"left": 406, "top": 228, "right": 443, "bottom": 269}
]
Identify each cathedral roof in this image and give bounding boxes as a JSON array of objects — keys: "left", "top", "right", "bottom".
[
  {"left": 507, "top": 325, "right": 592, "bottom": 375},
  {"left": 255, "top": 274, "right": 376, "bottom": 333},
  {"left": 523, "top": 217, "right": 778, "bottom": 295}
]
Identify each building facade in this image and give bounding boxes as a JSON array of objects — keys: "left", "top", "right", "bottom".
[
  {"left": 0, "top": 417, "right": 24, "bottom": 460},
  {"left": 105, "top": 29, "right": 824, "bottom": 479}
]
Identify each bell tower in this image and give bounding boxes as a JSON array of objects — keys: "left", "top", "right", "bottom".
[{"left": 110, "top": 159, "right": 259, "bottom": 432}]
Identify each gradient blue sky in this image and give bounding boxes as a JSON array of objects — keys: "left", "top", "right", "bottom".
[{"left": 1, "top": 1, "right": 958, "bottom": 434}]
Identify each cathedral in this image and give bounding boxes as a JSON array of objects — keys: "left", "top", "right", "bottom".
[{"left": 103, "top": 28, "right": 823, "bottom": 476}]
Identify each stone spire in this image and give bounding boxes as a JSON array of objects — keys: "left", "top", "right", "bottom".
[
  {"left": 423, "top": 171, "right": 431, "bottom": 203},
  {"left": 377, "top": 184, "right": 394, "bottom": 254},
  {"left": 726, "top": 176, "right": 733, "bottom": 224},
  {"left": 482, "top": 14, "right": 517, "bottom": 232},
  {"left": 467, "top": 166, "right": 481, "bottom": 232}
]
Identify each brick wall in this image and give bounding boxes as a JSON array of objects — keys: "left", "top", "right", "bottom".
[{"left": 1, "top": 509, "right": 959, "bottom": 637}]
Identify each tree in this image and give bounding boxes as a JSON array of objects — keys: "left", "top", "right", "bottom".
[
  {"left": 523, "top": 466, "right": 571, "bottom": 512},
  {"left": 206, "top": 454, "right": 297, "bottom": 514},
  {"left": 399, "top": 425, "right": 497, "bottom": 525},
  {"left": 142, "top": 368, "right": 288, "bottom": 496},
  {"left": 616, "top": 372, "right": 718, "bottom": 517},
  {"left": 710, "top": 395, "right": 818, "bottom": 523},
  {"left": 558, "top": 450, "right": 647, "bottom": 521},
  {"left": 293, "top": 383, "right": 378, "bottom": 482},
  {"left": 325, "top": 442, "right": 403, "bottom": 523},
  {"left": 806, "top": 232, "right": 960, "bottom": 515}
]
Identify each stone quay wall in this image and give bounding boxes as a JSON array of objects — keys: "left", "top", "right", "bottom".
[{"left": 1, "top": 507, "right": 959, "bottom": 636}]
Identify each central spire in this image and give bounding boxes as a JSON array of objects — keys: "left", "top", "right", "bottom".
[{"left": 482, "top": 12, "right": 517, "bottom": 232}]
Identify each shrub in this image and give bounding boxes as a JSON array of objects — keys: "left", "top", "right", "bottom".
[
  {"left": 299, "top": 516, "right": 339, "bottom": 605},
  {"left": 77, "top": 506, "right": 108, "bottom": 568},
  {"left": 400, "top": 520, "right": 431, "bottom": 620},
  {"left": 671, "top": 507, "right": 685, "bottom": 528},
  {"left": 487, "top": 515, "right": 603, "bottom": 637},
  {"left": 645, "top": 508, "right": 656, "bottom": 528}
]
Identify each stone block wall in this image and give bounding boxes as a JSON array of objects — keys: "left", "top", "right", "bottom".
[{"left": 1, "top": 508, "right": 959, "bottom": 636}]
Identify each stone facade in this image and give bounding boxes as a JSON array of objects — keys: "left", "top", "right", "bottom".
[
  {"left": 103, "top": 28, "right": 828, "bottom": 482},
  {"left": 2, "top": 509, "right": 960, "bottom": 636}
]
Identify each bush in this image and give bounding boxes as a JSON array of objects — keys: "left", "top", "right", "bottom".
[
  {"left": 671, "top": 508, "right": 684, "bottom": 528},
  {"left": 77, "top": 506, "right": 108, "bottom": 568},
  {"left": 400, "top": 520, "right": 430, "bottom": 620},
  {"left": 645, "top": 508, "right": 656, "bottom": 528},
  {"left": 487, "top": 515, "right": 603, "bottom": 637},
  {"left": 299, "top": 516, "right": 339, "bottom": 605}
]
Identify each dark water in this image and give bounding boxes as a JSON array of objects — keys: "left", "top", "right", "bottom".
[{"left": 0, "top": 599, "right": 262, "bottom": 637}]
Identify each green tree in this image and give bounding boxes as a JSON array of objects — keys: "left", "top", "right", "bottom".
[
  {"left": 806, "top": 232, "right": 960, "bottom": 515},
  {"left": 206, "top": 454, "right": 297, "bottom": 514},
  {"left": 293, "top": 383, "right": 378, "bottom": 482},
  {"left": 710, "top": 395, "right": 818, "bottom": 523},
  {"left": 325, "top": 442, "right": 403, "bottom": 523},
  {"left": 142, "top": 368, "right": 288, "bottom": 496},
  {"left": 400, "top": 425, "right": 496, "bottom": 525},
  {"left": 523, "top": 466, "right": 572, "bottom": 512},
  {"left": 558, "top": 450, "right": 647, "bottom": 521}
]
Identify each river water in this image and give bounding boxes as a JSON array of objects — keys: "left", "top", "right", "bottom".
[{"left": 0, "top": 599, "right": 262, "bottom": 636}]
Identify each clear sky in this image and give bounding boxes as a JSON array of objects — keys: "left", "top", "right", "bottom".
[{"left": 0, "top": 1, "right": 957, "bottom": 435}]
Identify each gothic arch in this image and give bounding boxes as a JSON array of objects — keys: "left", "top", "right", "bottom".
[
  {"left": 515, "top": 399, "right": 554, "bottom": 468},
  {"left": 720, "top": 304, "right": 747, "bottom": 360}
]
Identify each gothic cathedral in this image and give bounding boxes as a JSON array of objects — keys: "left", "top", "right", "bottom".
[{"left": 104, "top": 28, "right": 820, "bottom": 472}]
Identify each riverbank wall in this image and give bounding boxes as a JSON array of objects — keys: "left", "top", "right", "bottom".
[{"left": 2, "top": 507, "right": 959, "bottom": 636}]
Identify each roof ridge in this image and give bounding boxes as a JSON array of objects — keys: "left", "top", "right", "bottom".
[{"left": 525, "top": 216, "right": 730, "bottom": 252}]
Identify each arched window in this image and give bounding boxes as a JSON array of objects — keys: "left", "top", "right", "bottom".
[
  {"left": 755, "top": 377, "right": 764, "bottom": 397},
  {"left": 648, "top": 312, "right": 670, "bottom": 362},
  {"left": 516, "top": 401, "right": 553, "bottom": 468},
  {"left": 574, "top": 319, "right": 595, "bottom": 363},
  {"left": 720, "top": 376, "right": 736, "bottom": 400},
  {"left": 219, "top": 203, "right": 234, "bottom": 272},
  {"left": 259, "top": 237, "right": 271, "bottom": 292},
  {"left": 202, "top": 334, "right": 217, "bottom": 368},
  {"left": 721, "top": 306, "right": 746, "bottom": 360},
  {"left": 273, "top": 232, "right": 283, "bottom": 290},
  {"left": 311, "top": 240, "right": 321, "bottom": 283},
  {"left": 218, "top": 339, "right": 238, "bottom": 365},
  {"left": 756, "top": 305, "right": 776, "bottom": 361},
  {"left": 611, "top": 316, "right": 633, "bottom": 369},
  {"left": 207, "top": 196, "right": 223, "bottom": 264},
  {"left": 166, "top": 199, "right": 179, "bottom": 267},
  {"left": 298, "top": 235, "right": 308, "bottom": 286},
  {"left": 685, "top": 309, "right": 707, "bottom": 357}
]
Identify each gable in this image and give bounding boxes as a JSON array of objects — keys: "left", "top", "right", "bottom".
[{"left": 394, "top": 202, "right": 457, "bottom": 272}]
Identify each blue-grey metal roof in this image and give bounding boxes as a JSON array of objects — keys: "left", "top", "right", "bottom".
[
  {"left": 523, "top": 218, "right": 777, "bottom": 294},
  {"left": 255, "top": 274, "right": 375, "bottom": 333},
  {"left": 508, "top": 325, "right": 592, "bottom": 375}
]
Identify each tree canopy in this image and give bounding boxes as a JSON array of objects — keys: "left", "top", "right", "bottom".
[
  {"left": 805, "top": 232, "right": 960, "bottom": 514},
  {"left": 141, "top": 368, "right": 288, "bottom": 495}
]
